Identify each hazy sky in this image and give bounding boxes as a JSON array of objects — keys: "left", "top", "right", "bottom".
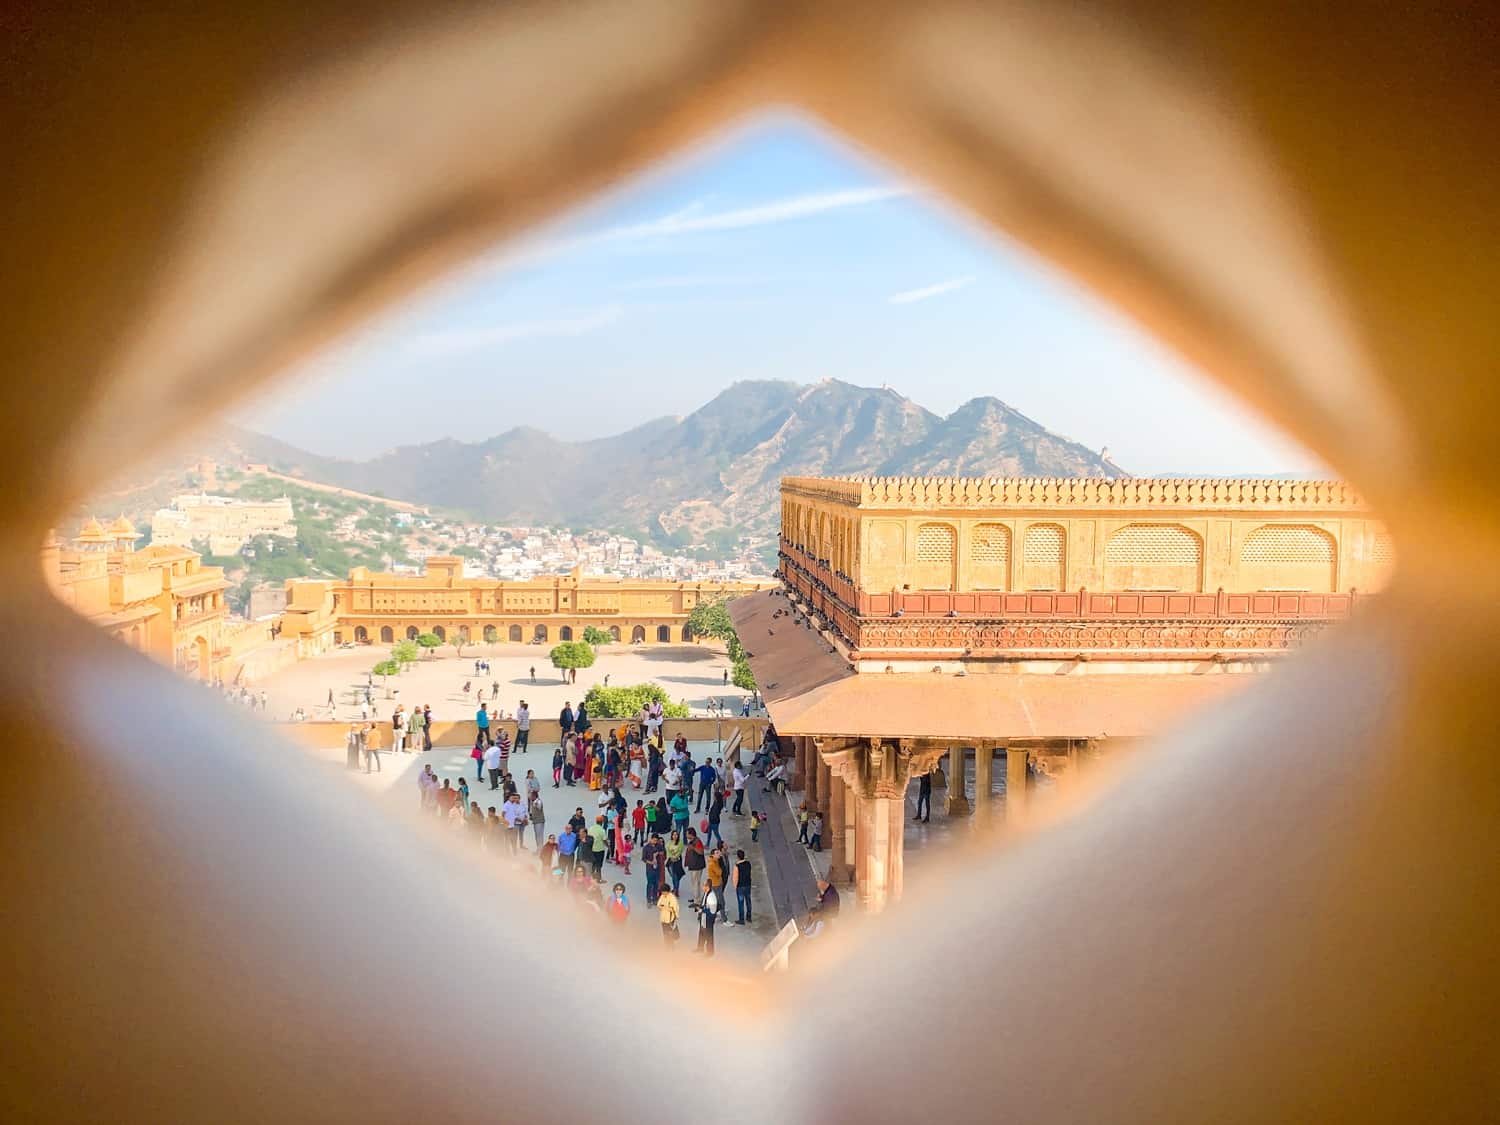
[{"left": 238, "top": 116, "right": 1319, "bottom": 476}]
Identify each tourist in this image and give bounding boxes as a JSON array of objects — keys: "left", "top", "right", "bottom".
[
  {"left": 364, "top": 723, "right": 382, "bottom": 773},
  {"left": 501, "top": 793, "right": 527, "bottom": 852},
  {"left": 657, "top": 883, "right": 680, "bottom": 945},
  {"left": 669, "top": 789, "right": 691, "bottom": 840},
  {"left": 539, "top": 833, "right": 558, "bottom": 873},
  {"left": 587, "top": 817, "right": 608, "bottom": 881},
  {"left": 484, "top": 739, "right": 502, "bottom": 790},
  {"left": 484, "top": 807, "right": 501, "bottom": 851},
  {"left": 706, "top": 845, "right": 728, "bottom": 922},
  {"left": 574, "top": 817, "right": 594, "bottom": 876},
  {"left": 914, "top": 769, "right": 932, "bottom": 823},
  {"left": 392, "top": 704, "right": 407, "bottom": 753},
  {"left": 529, "top": 665, "right": 536, "bottom": 684},
  {"left": 666, "top": 830, "right": 686, "bottom": 896},
  {"left": 694, "top": 879, "right": 718, "bottom": 956},
  {"left": 421, "top": 704, "right": 433, "bottom": 751},
  {"left": 551, "top": 746, "right": 564, "bottom": 788},
  {"left": 683, "top": 829, "right": 706, "bottom": 893},
  {"left": 496, "top": 727, "right": 512, "bottom": 779},
  {"left": 722, "top": 669, "right": 729, "bottom": 685},
  {"left": 799, "top": 907, "right": 826, "bottom": 940},
  {"left": 764, "top": 759, "right": 786, "bottom": 795},
  {"left": 457, "top": 777, "right": 471, "bottom": 816},
  {"left": 559, "top": 701, "right": 575, "bottom": 742},
  {"left": 797, "top": 802, "right": 809, "bottom": 844},
  {"left": 418, "top": 764, "right": 438, "bottom": 810},
  {"left": 695, "top": 758, "right": 717, "bottom": 812},
  {"left": 642, "top": 832, "right": 664, "bottom": 905},
  {"left": 706, "top": 789, "right": 725, "bottom": 849},
  {"left": 607, "top": 883, "right": 631, "bottom": 925},
  {"left": 631, "top": 800, "right": 647, "bottom": 846},
  {"left": 475, "top": 703, "right": 491, "bottom": 747},
  {"left": 471, "top": 735, "right": 487, "bottom": 782},
  {"left": 557, "top": 823, "right": 578, "bottom": 872},
  {"left": 750, "top": 809, "right": 765, "bottom": 843},
  {"left": 525, "top": 769, "right": 541, "bottom": 804},
  {"left": 617, "top": 827, "right": 633, "bottom": 875},
  {"left": 436, "top": 778, "right": 458, "bottom": 818},
  {"left": 575, "top": 699, "right": 591, "bottom": 738},
  {"left": 344, "top": 722, "right": 362, "bottom": 771},
  {"left": 731, "top": 762, "right": 747, "bottom": 815},
  {"left": 468, "top": 802, "right": 485, "bottom": 843},
  {"left": 645, "top": 745, "right": 662, "bottom": 793},
  {"left": 662, "top": 760, "right": 681, "bottom": 797},
  {"left": 529, "top": 791, "right": 546, "bottom": 849},
  {"left": 807, "top": 811, "right": 823, "bottom": 853},
  {"left": 731, "top": 848, "right": 753, "bottom": 926},
  {"left": 408, "top": 705, "right": 426, "bottom": 754},
  {"left": 515, "top": 700, "right": 530, "bottom": 754}
]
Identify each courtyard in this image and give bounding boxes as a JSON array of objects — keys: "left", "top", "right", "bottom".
[{"left": 254, "top": 640, "right": 754, "bottom": 722}]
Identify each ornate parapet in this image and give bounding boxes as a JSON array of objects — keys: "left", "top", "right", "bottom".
[
  {"left": 857, "top": 618, "right": 1330, "bottom": 655},
  {"left": 781, "top": 474, "right": 1369, "bottom": 513}
]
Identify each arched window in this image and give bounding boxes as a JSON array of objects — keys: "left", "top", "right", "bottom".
[
  {"left": 483, "top": 624, "right": 498, "bottom": 643},
  {"left": 532, "top": 624, "right": 548, "bottom": 642},
  {"left": 970, "top": 523, "right": 1011, "bottom": 589},
  {"left": 354, "top": 625, "right": 369, "bottom": 643},
  {"left": 508, "top": 624, "right": 523, "bottom": 643},
  {"left": 683, "top": 623, "right": 695, "bottom": 642},
  {"left": 631, "top": 625, "right": 646, "bottom": 644},
  {"left": 1022, "top": 523, "right": 1066, "bottom": 591},
  {"left": 1104, "top": 524, "right": 1202, "bottom": 592},
  {"left": 458, "top": 624, "right": 470, "bottom": 642},
  {"left": 559, "top": 625, "right": 573, "bottom": 641},
  {"left": 431, "top": 625, "right": 445, "bottom": 641},
  {"left": 379, "top": 625, "right": 394, "bottom": 643},
  {"left": 405, "top": 625, "right": 419, "bottom": 640},
  {"left": 1239, "top": 524, "right": 1336, "bottom": 592},
  {"left": 1368, "top": 530, "right": 1396, "bottom": 592},
  {"left": 609, "top": 625, "right": 621, "bottom": 642},
  {"left": 913, "top": 523, "right": 956, "bottom": 590},
  {"left": 656, "top": 625, "right": 670, "bottom": 642}
]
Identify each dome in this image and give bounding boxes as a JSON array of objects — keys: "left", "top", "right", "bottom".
[
  {"left": 109, "top": 515, "right": 137, "bottom": 536},
  {"left": 76, "top": 517, "right": 108, "bottom": 542}
]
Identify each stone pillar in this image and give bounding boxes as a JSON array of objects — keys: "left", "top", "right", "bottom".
[
  {"left": 853, "top": 793, "right": 906, "bottom": 912},
  {"left": 828, "top": 771, "right": 851, "bottom": 883},
  {"left": 945, "top": 744, "right": 970, "bottom": 816},
  {"left": 807, "top": 742, "right": 821, "bottom": 807},
  {"left": 974, "top": 743, "right": 995, "bottom": 826},
  {"left": 817, "top": 758, "right": 831, "bottom": 817},
  {"left": 1006, "top": 746, "right": 1029, "bottom": 824},
  {"left": 795, "top": 736, "right": 809, "bottom": 791}
]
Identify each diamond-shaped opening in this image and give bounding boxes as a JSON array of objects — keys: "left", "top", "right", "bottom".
[{"left": 55, "top": 115, "right": 1393, "bottom": 946}]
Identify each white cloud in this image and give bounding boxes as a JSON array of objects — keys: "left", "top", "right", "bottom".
[
  {"left": 406, "top": 305, "right": 622, "bottom": 358},
  {"left": 607, "top": 186, "right": 909, "bottom": 239},
  {"left": 887, "top": 276, "right": 976, "bottom": 305}
]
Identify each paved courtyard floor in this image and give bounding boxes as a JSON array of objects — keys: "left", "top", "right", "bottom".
[
  {"left": 255, "top": 642, "right": 754, "bottom": 722},
  {"left": 302, "top": 738, "right": 781, "bottom": 965}
]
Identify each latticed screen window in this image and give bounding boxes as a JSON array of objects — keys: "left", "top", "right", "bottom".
[
  {"left": 971, "top": 523, "right": 1010, "bottom": 589},
  {"left": 1371, "top": 532, "right": 1395, "bottom": 566},
  {"left": 1104, "top": 524, "right": 1202, "bottom": 591},
  {"left": 1021, "top": 523, "right": 1066, "bottom": 591},
  {"left": 914, "top": 523, "right": 956, "bottom": 590},
  {"left": 1241, "top": 525, "right": 1335, "bottom": 563}
]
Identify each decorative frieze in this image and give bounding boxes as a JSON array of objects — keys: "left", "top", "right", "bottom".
[
  {"left": 857, "top": 619, "right": 1327, "bottom": 653},
  {"left": 782, "top": 475, "right": 1367, "bottom": 512}
]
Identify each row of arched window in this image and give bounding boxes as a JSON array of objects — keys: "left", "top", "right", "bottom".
[{"left": 347, "top": 623, "right": 685, "bottom": 644}]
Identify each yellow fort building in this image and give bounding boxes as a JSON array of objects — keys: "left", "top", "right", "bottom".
[{"left": 279, "top": 557, "right": 770, "bottom": 653}]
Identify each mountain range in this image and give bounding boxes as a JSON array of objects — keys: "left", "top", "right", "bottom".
[{"left": 136, "top": 380, "right": 1125, "bottom": 547}]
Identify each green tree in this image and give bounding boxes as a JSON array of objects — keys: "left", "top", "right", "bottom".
[
  {"left": 582, "top": 625, "right": 614, "bottom": 647},
  {"left": 731, "top": 655, "right": 757, "bottom": 693},
  {"left": 391, "top": 639, "right": 419, "bottom": 666},
  {"left": 549, "top": 640, "right": 596, "bottom": 679},
  {"left": 372, "top": 659, "right": 400, "bottom": 696},
  {"left": 449, "top": 630, "right": 470, "bottom": 658},
  {"left": 687, "top": 597, "right": 737, "bottom": 644},
  {"left": 416, "top": 632, "right": 442, "bottom": 657},
  {"left": 583, "top": 682, "right": 690, "bottom": 720}
]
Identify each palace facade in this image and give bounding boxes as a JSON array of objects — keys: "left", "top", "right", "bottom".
[
  {"left": 44, "top": 519, "right": 232, "bottom": 680},
  {"left": 150, "top": 491, "right": 297, "bottom": 555},
  {"left": 736, "top": 476, "right": 1393, "bottom": 911},
  {"left": 279, "top": 557, "right": 770, "bottom": 653}
]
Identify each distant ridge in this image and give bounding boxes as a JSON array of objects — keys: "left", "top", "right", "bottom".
[{"left": 128, "top": 379, "right": 1125, "bottom": 545}]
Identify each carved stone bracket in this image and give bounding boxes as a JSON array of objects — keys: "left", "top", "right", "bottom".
[{"left": 814, "top": 736, "right": 944, "bottom": 799}]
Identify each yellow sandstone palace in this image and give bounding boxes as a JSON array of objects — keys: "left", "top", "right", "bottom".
[{"left": 279, "top": 558, "right": 770, "bottom": 652}]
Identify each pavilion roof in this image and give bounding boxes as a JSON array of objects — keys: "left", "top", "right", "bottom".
[{"left": 730, "top": 590, "right": 1256, "bottom": 742}]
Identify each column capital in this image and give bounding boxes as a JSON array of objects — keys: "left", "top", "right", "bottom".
[{"left": 815, "top": 736, "right": 927, "bottom": 800}]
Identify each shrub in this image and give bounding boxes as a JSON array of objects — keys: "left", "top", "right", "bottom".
[{"left": 583, "top": 682, "right": 690, "bottom": 720}]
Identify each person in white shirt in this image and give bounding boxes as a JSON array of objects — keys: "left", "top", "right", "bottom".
[
  {"left": 501, "top": 795, "right": 527, "bottom": 852},
  {"left": 515, "top": 702, "right": 531, "bottom": 754},
  {"left": 731, "top": 764, "right": 748, "bottom": 815},
  {"left": 483, "top": 741, "right": 503, "bottom": 791},
  {"left": 662, "top": 764, "right": 681, "bottom": 795}
]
